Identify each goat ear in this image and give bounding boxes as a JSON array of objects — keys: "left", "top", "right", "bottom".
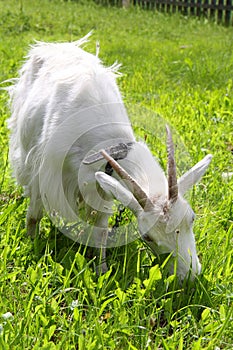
[
  {"left": 95, "top": 172, "right": 142, "bottom": 215},
  {"left": 178, "top": 154, "right": 212, "bottom": 195}
]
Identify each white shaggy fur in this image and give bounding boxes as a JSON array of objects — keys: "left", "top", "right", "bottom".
[{"left": 8, "top": 35, "right": 212, "bottom": 278}]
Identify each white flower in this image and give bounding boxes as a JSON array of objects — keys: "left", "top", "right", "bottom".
[
  {"left": 222, "top": 172, "right": 233, "bottom": 181},
  {"left": 2, "top": 312, "right": 13, "bottom": 320},
  {"left": 70, "top": 300, "right": 79, "bottom": 310}
]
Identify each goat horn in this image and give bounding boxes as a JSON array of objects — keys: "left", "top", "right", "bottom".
[
  {"left": 166, "top": 125, "right": 178, "bottom": 202},
  {"left": 100, "top": 149, "right": 153, "bottom": 210}
]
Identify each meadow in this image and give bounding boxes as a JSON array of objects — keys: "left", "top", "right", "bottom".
[{"left": 0, "top": 0, "right": 232, "bottom": 349}]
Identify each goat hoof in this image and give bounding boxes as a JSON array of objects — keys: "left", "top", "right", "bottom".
[
  {"left": 96, "top": 262, "right": 108, "bottom": 275},
  {"left": 26, "top": 218, "right": 38, "bottom": 238}
]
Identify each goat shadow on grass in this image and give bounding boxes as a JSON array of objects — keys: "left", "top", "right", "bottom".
[
  {"left": 31, "top": 218, "right": 145, "bottom": 284},
  {"left": 30, "top": 218, "right": 140, "bottom": 277}
]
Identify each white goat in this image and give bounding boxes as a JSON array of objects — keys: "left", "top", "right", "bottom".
[{"left": 7, "top": 35, "right": 212, "bottom": 279}]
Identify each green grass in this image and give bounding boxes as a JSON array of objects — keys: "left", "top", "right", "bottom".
[{"left": 0, "top": 0, "right": 233, "bottom": 349}]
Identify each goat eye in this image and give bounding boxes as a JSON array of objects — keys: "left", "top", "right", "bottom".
[
  {"left": 175, "top": 229, "right": 180, "bottom": 234},
  {"left": 143, "top": 234, "right": 153, "bottom": 242}
]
